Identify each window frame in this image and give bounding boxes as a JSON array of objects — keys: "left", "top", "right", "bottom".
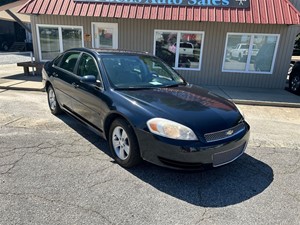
[
  {"left": 153, "top": 29, "right": 205, "bottom": 71},
  {"left": 37, "top": 24, "right": 84, "bottom": 62},
  {"left": 222, "top": 32, "right": 280, "bottom": 74}
]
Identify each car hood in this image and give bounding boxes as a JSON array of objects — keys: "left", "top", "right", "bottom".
[{"left": 116, "top": 84, "right": 243, "bottom": 135}]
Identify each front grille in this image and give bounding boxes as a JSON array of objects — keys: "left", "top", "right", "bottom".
[
  {"left": 158, "top": 157, "right": 210, "bottom": 170},
  {"left": 212, "top": 142, "right": 246, "bottom": 167},
  {"left": 204, "top": 123, "right": 245, "bottom": 143}
]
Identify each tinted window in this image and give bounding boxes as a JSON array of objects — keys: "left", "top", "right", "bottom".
[
  {"left": 60, "top": 52, "right": 80, "bottom": 73},
  {"left": 77, "top": 53, "right": 99, "bottom": 77},
  {"left": 53, "top": 55, "right": 63, "bottom": 66},
  {"left": 240, "top": 44, "right": 249, "bottom": 49},
  {"left": 180, "top": 43, "right": 193, "bottom": 48}
]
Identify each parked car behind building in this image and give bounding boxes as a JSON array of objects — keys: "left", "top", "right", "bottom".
[{"left": 289, "top": 61, "right": 300, "bottom": 94}]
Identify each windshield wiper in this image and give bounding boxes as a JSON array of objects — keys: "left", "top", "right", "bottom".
[{"left": 114, "top": 86, "right": 154, "bottom": 90}]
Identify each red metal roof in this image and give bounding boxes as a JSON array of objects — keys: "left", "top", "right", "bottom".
[{"left": 18, "top": 0, "right": 300, "bottom": 25}]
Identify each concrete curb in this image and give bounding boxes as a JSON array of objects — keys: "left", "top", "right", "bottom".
[{"left": 232, "top": 99, "right": 300, "bottom": 108}]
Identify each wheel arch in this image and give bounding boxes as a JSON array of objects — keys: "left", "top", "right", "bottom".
[{"left": 104, "top": 112, "right": 134, "bottom": 140}]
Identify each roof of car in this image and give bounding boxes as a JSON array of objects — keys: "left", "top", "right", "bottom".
[{"left": 67, "top": 47, "right": 151, "bottom": 56}]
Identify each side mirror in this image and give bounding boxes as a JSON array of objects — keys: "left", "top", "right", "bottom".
[{"left": 80, "top": 75, "right": 96, "bottom": 84}]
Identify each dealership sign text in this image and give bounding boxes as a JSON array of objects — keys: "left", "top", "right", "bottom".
[{"left": 74, "top": 0, "right": 250, "bottom": 8}]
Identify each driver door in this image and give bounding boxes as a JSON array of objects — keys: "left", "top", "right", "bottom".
[{"left": 71, "top": 53, "right": 107, "bottom": 131}]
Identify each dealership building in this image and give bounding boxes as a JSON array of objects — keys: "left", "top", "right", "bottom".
[{"left": 17, "top": 0, "right": 300, "bottom": 89}]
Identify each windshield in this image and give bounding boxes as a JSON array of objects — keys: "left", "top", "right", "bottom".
[{"left": 101, "top": 54, "right": 185, "bottom": 89}]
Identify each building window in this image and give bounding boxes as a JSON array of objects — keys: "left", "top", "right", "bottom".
[
  {"left": 154, "top": 30, "right": 204, "bottom": 70},
  {"left": 92, "top": 23, "right": 118, "bottom": 49},
  {"left": 62, "top": 28, "right": 83, "bottom": 51},
  {"left": 37, "top": 25, "right": 83, "bottom": 61},
  {"left": 223, "top": 33, "right": 280, "bottom": 74}
]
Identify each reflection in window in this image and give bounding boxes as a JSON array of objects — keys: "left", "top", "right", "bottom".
[
  {"left": 98, "top": 28, "right": 113, "bottom": 48},
  {"left": 154, "top": 30, "right": 204, "bottom": 70},
  {"left": 38, "top": 25, "right": 83, "bottom": 61},
  {"left": 38, "top": 27, "right": 60, "bottom": 61},
  {"left": 62, "top": 28, "right": 83, "bottom": 51},
  {"left": 250, "top": 36, "right": 277, "bottom": 72},
  {"left": 92, "top": 23, "right": 118, "bottom": 49},
  {"left": 223, "top": 33, "right": 279, "bottom": 73}
]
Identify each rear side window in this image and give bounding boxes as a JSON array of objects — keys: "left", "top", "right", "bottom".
[{"left": 60, "top": 52, "right": 80, "bottom": 73}]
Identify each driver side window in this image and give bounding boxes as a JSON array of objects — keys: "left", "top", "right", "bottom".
[{"left": 77, "top": 53, "right": 99, "bottom": 77}]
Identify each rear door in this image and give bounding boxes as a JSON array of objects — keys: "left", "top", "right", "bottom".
[{"left": 51, "top": 51, "right": 80, "bottom": 111}]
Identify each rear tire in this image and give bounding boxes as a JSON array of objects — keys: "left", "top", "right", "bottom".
[
  {"left": 2, "top": 43, "right": 9, "bottom": 51},
  {"left": 289, "top": 74, "right": 300, "bottom": 94},
  {"left": 109, "top": 118, "right": 142, "bottom": 168},
  {"left": 47, "top": 85, "right": 63, "bottom": 115}
]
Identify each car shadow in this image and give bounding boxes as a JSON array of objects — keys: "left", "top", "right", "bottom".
[
  {"left": 57, "top": 113, "right": 274, "bottom": 208},
  {"left": 128, "top": 155, "right": 273, "bottom": 207}
]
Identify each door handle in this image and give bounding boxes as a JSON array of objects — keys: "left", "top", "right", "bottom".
[
  {"left": 72, "top": 82, "right": 80, "bottom": 88},
  {"left": 52, "top": 72, "right": 58, "bottom": 77}
]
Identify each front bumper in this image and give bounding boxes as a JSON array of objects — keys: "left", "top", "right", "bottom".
[{"left": 135, "top": 124, "right": 250, "bottom": 170}]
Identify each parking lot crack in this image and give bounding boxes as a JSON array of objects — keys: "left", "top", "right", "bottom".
[
  {"left": 2, "top": 117, "right": 23, "bottom": 127},
  {"left": 0, "top": 153, "right": 26, "bottom": 175},
  {"left": 192, "top": 208, "right": 212, "bottom": 224}
]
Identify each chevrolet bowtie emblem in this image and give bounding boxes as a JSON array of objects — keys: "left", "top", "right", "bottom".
[{"left": 226, "top": 130, "right": 234, "bottom": 136}]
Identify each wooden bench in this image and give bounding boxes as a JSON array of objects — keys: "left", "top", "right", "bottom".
[{"left": 17, "top": 61, "right": 44, "bottom": 76}]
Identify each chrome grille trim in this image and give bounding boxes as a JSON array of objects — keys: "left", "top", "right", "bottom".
[
  {"left": 204, "top": 123, "right": 246, "bottom": 143},
  {"left": 212, "top": 142, "right": 247, "bottom": 167}
]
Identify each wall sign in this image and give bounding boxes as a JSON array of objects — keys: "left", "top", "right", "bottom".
[{"left": 74, "top": 0, "right": 250, "bottom": 8}]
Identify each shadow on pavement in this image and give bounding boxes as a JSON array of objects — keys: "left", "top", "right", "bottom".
[
  {"left": 58, "top": 113, "right": 274, "bottom": 208},
  {"left": 1, "top": 73, "right": 42, "bottom": 82},
  {"left": 128, "top": 155, "right": 273, "bottom": 207}
]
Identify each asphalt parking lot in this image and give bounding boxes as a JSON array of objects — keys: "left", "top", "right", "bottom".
[{"left": 0, "top": 90, "right": 300, "bottom": 225}]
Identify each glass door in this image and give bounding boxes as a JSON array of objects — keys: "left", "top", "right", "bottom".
[{"left": 92, "top": 23, "right": 118, "bottom": 49}]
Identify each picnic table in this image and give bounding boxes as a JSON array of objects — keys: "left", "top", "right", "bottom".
[{"left": 17, "top": 61, "right": 44, "bottom": 75}]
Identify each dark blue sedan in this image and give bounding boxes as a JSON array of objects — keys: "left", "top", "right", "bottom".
[{"left": 42, "top": 48, "right": 250, "bottom": 170}]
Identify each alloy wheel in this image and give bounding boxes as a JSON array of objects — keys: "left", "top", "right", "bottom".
[
  {"left": 48, "top": 87, "right": 57, "bottom": 111},
  {"left": 112, "top": 126, "right": 130, "bottom": 160},
  {"left": 290, "top": 75, "right": 300, "bottom": 93}
]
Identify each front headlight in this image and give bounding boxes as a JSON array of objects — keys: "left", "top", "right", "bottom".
[{"left": 147, "top": 118, "right": 198, "bottom": 141}]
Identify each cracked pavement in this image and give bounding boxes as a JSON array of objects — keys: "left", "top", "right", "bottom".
[{"left": 0, "top": 90, "right": 300, "bottom": 225}]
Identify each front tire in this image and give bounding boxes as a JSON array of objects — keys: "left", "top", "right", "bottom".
[
  {"left": 47, "top": 85, "right": 63, "bottom": 115},
  {"left": 289, "top": 74, "right": 300, "bottom": 94},
  {"left": 109, "top": 119, "right": 142, "bottom": 168}
]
